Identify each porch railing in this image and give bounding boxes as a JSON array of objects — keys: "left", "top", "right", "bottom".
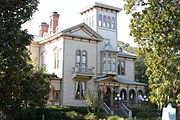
[
  {"left": 101, "top": 102, "right": 112, "bottom": 114},
  {"left": 119, "top": 103, "right": 132, "bottom": 118},
  {"left": 72, "top": 67, "right": 94, "bottom": 75}
]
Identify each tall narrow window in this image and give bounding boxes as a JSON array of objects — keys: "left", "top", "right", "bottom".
[
  {"left": 54, "top": 51, "right": 60, "bottom": 69},
  {"left": 76, "top": 50, "right": 81, "bottom": 67},
  {"left": 103, "top": 53, "right": 106, "bottom": 71},
  {"left": 92, "top": 15, "right": 94, "bottom": 27},
  {"left": 112, "top": 54, "right": 116, "bottom": 71},
  {"left": 107, "top": 16, "right": 111, "bottom": 28},
  {"left": 81, "top": 51, "right": 87, "bottom": 68},
  {"left": 103, "top": 15, "right": 107, "bottom": 27},
  {"left": 75, "top": 81, "right": 86, "bottom": 100},
  {"left": 86, "top": 18, "right": 88, "bottom": 25},
  {"left": 118, "top": 61, "right": 125, "bottom": 75},
  {"left": 112, "top": 17, "right": 115, "bottom": 29},
  {"left": 89, "top": 16, "right": 91, "bottom": 27},
  {"left": 107, "top": 53, "right": 111, "bottom": 71},
  {"left": 41, "top": 54, "right": 46, "bottom": 70},
  {"left": 99, "top": 15, "right": 102, "bottom": 26}
]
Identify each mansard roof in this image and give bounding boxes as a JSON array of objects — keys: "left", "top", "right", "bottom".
[{"left": 80, "top": 2, "right": 122, "bottom": 14}]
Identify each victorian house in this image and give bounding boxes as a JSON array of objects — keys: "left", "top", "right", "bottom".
[{"left": 29, "top": 2, "right": 147, "bottom": 117}]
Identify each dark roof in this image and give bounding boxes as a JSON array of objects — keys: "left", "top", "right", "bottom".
[
  {"left": 118, "top": 51, "right": 136, "bottom": 59},
  {"left": 95, "top": 76, "right": 147, "bottom": 86}
]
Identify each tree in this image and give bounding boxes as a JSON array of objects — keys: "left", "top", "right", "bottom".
[
  {"left": 123, "top": 0, "right": 180, "bottom": 107},
  {"left": 0, "top": 0, "right": 53, "bottom": 119}
]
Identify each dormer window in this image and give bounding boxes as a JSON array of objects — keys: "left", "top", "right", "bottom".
[
  {"left": 103, "top": 15, "right": 107, "bottom": 27},
  {"left": 99, "top": 15, "right": 102, "bottom": 26}
]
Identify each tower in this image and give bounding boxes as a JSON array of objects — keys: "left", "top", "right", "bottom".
[{"left": 80, "top": 2, "right": 122, "bottom": 49}]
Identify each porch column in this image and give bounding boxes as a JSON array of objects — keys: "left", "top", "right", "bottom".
[
  {"left": 110, "top": 88, "right": 114, "bottom": 107},
  {"left": 127, "top": 85, "right": 129, "bottom": 106},
  {"left": 110, "top": 87, "right": 114, "bottom": 114},
  {"left": 135, "top": 86, "right": 138, "bottom": 106}
]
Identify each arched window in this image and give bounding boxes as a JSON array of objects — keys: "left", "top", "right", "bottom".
[
  {"left": 81, "top": 51, "right": 87, "bottom": 68},
  {"left": 76, "top": 50, "right": 81, "bottom": 67},
  {"left": 107, "top": 16, "right": 111, "bottom": 28},
  {"left": 99, "top": 15, "right": 102, "bottom": 26},
  {"left": 103, "top": 15, "right": 107, "bottom": 27},
  {"left": 137, "top": 90, "right": 144, "bottom": 101},
  {"left": 120, "top": 89, "right": 127, "bottom": 101},
  {"left": 112, "top": 17, "right": 115, "bottom": 29},
  {"left": 129, "top": 89, "right": 136, "bottom": 101}
]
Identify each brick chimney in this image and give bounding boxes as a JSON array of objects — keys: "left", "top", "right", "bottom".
[
  {"left": 39, "top": 22, "right": 49, "bottom": 37},
  {"left": 50, "top": 12, "right": 60, "bottom": 34}
]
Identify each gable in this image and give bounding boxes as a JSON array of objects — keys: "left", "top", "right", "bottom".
[{"left": 61, "top": 23, "right": 103, "bottom": 40}]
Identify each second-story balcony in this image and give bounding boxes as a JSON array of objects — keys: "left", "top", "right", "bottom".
[{"left": 72, "top": 67, "right": 94, "bottom": 80}]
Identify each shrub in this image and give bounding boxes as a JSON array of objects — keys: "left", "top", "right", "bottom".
[
  {"left": 107, "top": 115, "right": 124, "bottom": 120},
  {"left": 84, "top": 112, "right": 97, "bottom": 120}
]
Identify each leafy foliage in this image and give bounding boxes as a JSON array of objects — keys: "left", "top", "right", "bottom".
[
  {"left": 123, "top": 0, "right": 180, "bottom": 107},
  {"left": 84, "top": 89, "right": 104, "bottom": 113},
  {"left": 0, "top": 0, "right": 54, "bottom": 119}
]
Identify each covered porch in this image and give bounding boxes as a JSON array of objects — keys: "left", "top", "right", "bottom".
[{"left": 95, "top": 76, "right": 147, "bottom": 117}]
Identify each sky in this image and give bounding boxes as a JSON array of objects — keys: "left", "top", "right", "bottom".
[{"left": 22, "top": 0, "right": 137, "bottom": 46}]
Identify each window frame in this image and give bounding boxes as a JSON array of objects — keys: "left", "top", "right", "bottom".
[
  {"left": 103, "top": 15, "right": 107, "bottom": 27},
  {"left": 118, "top": 60, "right": 125, "bottom": 75},
  {"left": 99, "top": 14, "right": 102, "bottom": 26},
  {"left": 75, "top": 50, "right": 81, "bottom": 67},
  {"left": 75, "top": 81, "right": 86, "bottom": 100}
]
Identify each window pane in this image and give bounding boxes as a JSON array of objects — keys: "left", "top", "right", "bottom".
[
  {"left": 99, "top": 15, "right": 102, "bottom": 26},
  {"left": 103, "top": 15, "right": 106, "bottom": 27},
  {"left": 76, "top": 50, "right": 81, "bottom": 67},
  {"left": 120, "top": 61, "right": 125, "bottom": 75},
  {"left": 75, "top": 82, "right": 86, "bottom": 100}
]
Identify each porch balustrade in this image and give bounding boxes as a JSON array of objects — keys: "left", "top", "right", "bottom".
[
  {"left": 72, "top": 67, "right": 94, "bottom": 80},
  {"left": 72, "top": 67, "right": 94, "bottom": 75}
]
